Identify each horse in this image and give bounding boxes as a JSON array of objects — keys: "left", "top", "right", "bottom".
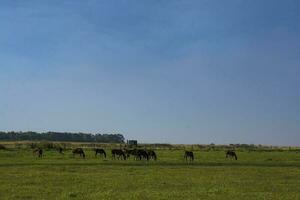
[
  {"left": 124, "top": 149, "right": 137, "bottom": 159},
  {"left": 226, "top": 150, "right": 237, "bottom": 160},
  {"left": 111, "top": 149, "right": 126, "bottom": 160},
  {"left": 33, "top": 148, "right": 43, "bottom": 158},
  {"left": 72, "top": 148, "right": 85, "bottom": 158},
  {"left": 136, "top": 149, "right": 149, "bottom": 161},
  {"left": 94, "top": 148, "right": 106, "bottom": 158},
  {"left": 147, "top": 150, "right": 157, "bottom": 161},
  {"left": 184, "top": 151, "right": 194, "bottom": 162},
  {"left": 58, "top": 147, "right": 64, "bottom": 154}
]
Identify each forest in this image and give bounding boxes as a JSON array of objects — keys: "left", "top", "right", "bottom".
[{"left": 0, "top": 131, "right": 125, "bottom": 143}]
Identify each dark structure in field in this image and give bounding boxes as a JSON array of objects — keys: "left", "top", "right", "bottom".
[
  {"left": 111, "top": 149, "right": 126, "bottom": 160},
  {"left": 94, "top": 148, "right": 106, "bottom": 158},
  {"left": 72, "top": 148, "right": 85, "bottom": 158},
  {"left": 226, "top": 150, "right": 237, "bottom": 160},
  {"left": 184, "top": 151, "right": 194, "bottom": 162},
  {"left": 126, "top": 140, "right": 138, "bottom": 147}
]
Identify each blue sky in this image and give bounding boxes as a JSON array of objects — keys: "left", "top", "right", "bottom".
[{"left": 1, "top": 0, "right": 300, "bottom": 145}]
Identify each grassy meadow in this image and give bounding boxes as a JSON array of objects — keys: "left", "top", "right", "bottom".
[{"left": 0, "top": 142, "right": 300, "bottom": 200}]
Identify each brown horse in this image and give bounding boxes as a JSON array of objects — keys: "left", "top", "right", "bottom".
[
  {"left": 184, "top": 151, "right": 194, "bottom": 162},
  {"left": 33, "top": 148, "right": 43, "bottom": 158},
  {"left": 147, "top": 150, "right": 157, "bottom": 161},
  {"left": 95, "top": 148, "right": 106, "bottom": 158},
  {"left": 111, "top": 149, "right": 126, "bottom": 160},
  {"left": 124, "top": 149, "right": 140, "bottom": 160},
  {"left": 136, "top": 149, "right": 149, "bottom": 161},
  {"left": 226, "top": 150, "right": 237, "bottom": 160},
  {"left": 72, "top": 148, "right": 85, "bottom": 158},
  {"left": 58, "top": 147, "right": 64, "bottom": 154}
]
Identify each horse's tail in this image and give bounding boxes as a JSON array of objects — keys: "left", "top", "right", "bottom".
[
  {"left": 103, "top": 151, "right": 106, "bottom": 158},
  {"left": 234, "top": 153, "right": 237, "bottom": 160},
  {"left": 82, "top": 151, "right": 86, "bottom": 159}
]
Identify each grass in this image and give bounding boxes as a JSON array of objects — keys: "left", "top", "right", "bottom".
[{"left": 0, "top": 147, "right": 300, "bottom": 199}]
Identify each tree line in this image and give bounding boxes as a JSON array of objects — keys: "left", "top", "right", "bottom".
[{"left": 0, "top": 131, "right": 125, "bottom": 143}]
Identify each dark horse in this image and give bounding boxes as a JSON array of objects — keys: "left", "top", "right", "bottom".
[
  {"left": 94, "top": 148, "right": 106, "bottom": 158},
  {"left": 72, "top": 148, "right": 85, "bottom": 158},
  {"left": 136, "top": 149, "right": 149, "bottom": 161},
  {"left": 58, "top": 147, "right": 64, "bottom": 154},
  {"left": 147, "top": 150, "right": 157, "bottom": 161},
  {"left": 33, "top": 148, "right": 43, "bottom": 158},
  {"left": 226, "top": 150, "right": 237, "bottom": 160},
  {"left": 184, "top": 151, "right": 194, "bottom": 162},
  {"left": 124, "top": 149, "right": 137, "bottom": 159},
  {"left": 111, "top": 149, "right": 126, "bottom": 160}
]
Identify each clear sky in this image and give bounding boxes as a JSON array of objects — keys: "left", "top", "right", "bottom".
[{"left": 1, "top": 0, "right": 299, "bottom": 145}]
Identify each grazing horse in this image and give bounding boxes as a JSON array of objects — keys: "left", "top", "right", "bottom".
[
  {"left": 226, "top": 150, "right": 237, "bottom": 160},
  {"left": 33, "top": 148, "right": 43, "bottom": 158},
  {"left": 124, "top": 149, "right": 134, "bottom": 159},
  {"left": 184, "top": 151, "right": 194, "bottom": 162},
  {"left": 147, "top": 150, "right": 157, "bottom": 161},
  {"left": 95, "top": 148, "right": 106, "bottom": 158},
  {"left": 72, "top": 148, "right": 85, "bottom": 158},
  {"left": 125, "top": 149, "right": 141, "bottom": 160},
  {"left": 136, "top": 149, "right": 149, "bottom": 161},
  {"left": 111, "top": 149, "right": 126, "bottom": 160},
  {"left": 58, "top": 147, "right": 64, "bottom": 154}
]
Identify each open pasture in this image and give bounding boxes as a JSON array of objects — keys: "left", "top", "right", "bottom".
[{"left": 0, "top": 144, "right": 300, "bottom": 200}]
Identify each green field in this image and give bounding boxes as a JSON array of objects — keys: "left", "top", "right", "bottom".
[{"left": 1, "top": 145, "right": 300, "bottom": 200}]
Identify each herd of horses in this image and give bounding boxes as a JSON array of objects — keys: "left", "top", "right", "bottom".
[{"left": 32, "top": 147, "right": 238, "bottom": 161}]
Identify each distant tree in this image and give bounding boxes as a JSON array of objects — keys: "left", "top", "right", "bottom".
[{"left": 0, "top": 131, "right": 125, "bottom": 143}]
